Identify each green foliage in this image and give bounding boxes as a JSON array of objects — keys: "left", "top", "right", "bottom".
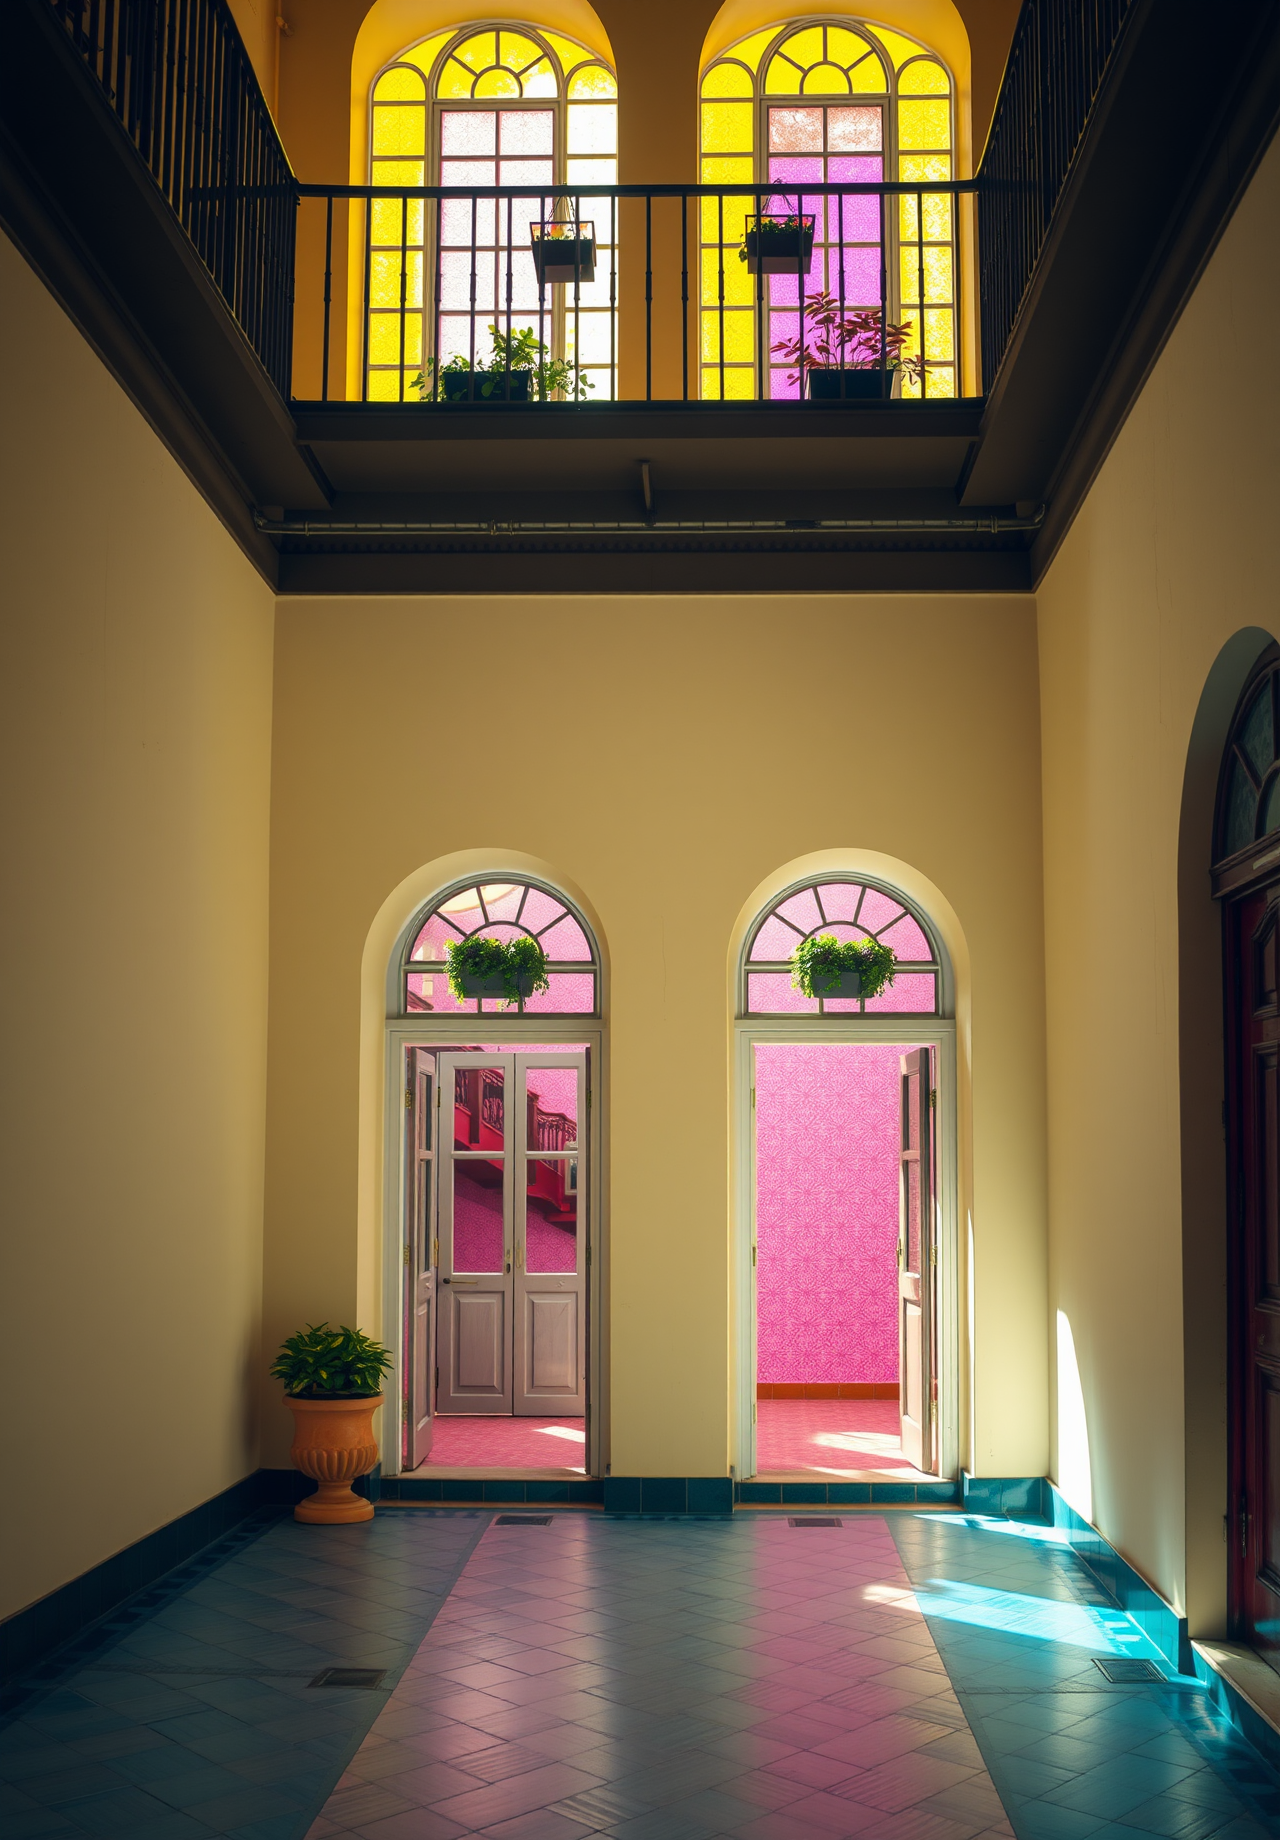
[
  {"left": 445, "top": 934, "right": 551, "bottom": 1006},
  {"left": 412, "top": 325, "right": 593, "bottom": 402},
  {"left": 271, "top": 1323, "right": 392, "bottom": 1398},
  {"left": 791, "top": 933, "right": 897, "bottom": 1001},
  {"left": 738, "top": 212, "right": 811, "bottom": 263}
]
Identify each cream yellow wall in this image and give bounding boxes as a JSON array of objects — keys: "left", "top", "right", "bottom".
[
  {"left": 0, "top": 233, "right": 275, "bottom": 1622},
  {"left": 1036, "top": 136, "right": 1280, "bottom": 1628},
  {"left": 261, "top": 592, "right": 1049, "bottom": 1476}
]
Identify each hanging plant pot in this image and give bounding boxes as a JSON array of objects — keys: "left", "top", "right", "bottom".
[
  {"left": 814, "top": 970, "right": 864, "bottom": 999},
  {"left": 531, "top": 222, "right": 596, "bottom": 286},
  {"left": 441, "top": 369, "right": 532, "bottom": 403},
  {"left": 741, "top": 214, "right": 815, "bottom": 275},
  {"left": 806, "top": 366, "right": 897, "bottom": 401},
  {"left": 457, "top": 971, "right": 538, "bottom": 1001}
]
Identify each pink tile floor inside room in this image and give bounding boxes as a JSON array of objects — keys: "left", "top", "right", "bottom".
[
  {"left": 417, "top": 1416, "right": 586, "bottom": 1472},
  {"left": 755, "top": 1397, "right": 918, "bottom": 1477}
]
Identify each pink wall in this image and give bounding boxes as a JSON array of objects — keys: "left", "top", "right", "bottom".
[{"left": 755, "top": 1043, "right": 903, "bottom": 1383}]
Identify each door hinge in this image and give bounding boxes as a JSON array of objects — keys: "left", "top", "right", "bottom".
[
  {"left": 435, "top": 1365, "right": 439, "bottom": 1389},
  {"left": 751, "top": 1087, "right": 756, "bottom": 1109},
  {"left": 402, "top": 1399, "right": 409, "bottom": 1423},
  {"left": 752, "top": 1402, "right": 757, "bottom": 1423},
  {"left": 751, "top": 1243, "right": 757, "bottom": 1267},
  {"left": 405, "top": 1086, "right": 413, "bottom": 1108},
  {"left": 433, "top": 1236, "right": 439, "bottom": 1265},
  {"left": 929, "top": 1087, "right": 937, "bottom": 1110},
  {"left": 586, "top": 1240, "right": 591, "bottom": 1266},
  {"left": 929, "top": 1246, "right": 937, "bottom": 1267},
  {"left": 403, "top": 1244, "right": 410, "bottom": 1266}
]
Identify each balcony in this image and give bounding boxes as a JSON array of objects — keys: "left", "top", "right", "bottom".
[{"left": 7, "top": 0, "right": 1278, "bottom": 590}]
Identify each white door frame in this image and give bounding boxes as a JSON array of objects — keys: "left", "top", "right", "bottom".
[
  {"left": 383, "top": 1017, "right": 605, "bottom": 1478},
  {"left": 731, "top": 1016, "right": 958, "bottom": 1482}
]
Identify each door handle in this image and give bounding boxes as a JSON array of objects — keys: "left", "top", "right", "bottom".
[{"left": 444, "top": 1277, "right": 478, "bottom": 1286}]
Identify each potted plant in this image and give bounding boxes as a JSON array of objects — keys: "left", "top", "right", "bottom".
[
  {"left": 792, "top": 934, "right": 897, "bottom": 1001},
  {"left": 412, "top": 325, "right": 593, "bottom": 404},
  {"left": 446, "top": 935, "right": 551, "bottom": 1006},
  {"left": 271, "top": 1323, "right": 392, "bottom": 1524},
  {"left": 531, "top": 220, "right": 596, "bottom": 286},
  {"left": 772, "top": 297, "right": 926, "bottom": 399},
  {"left": 740, "top": 212, "right": 816, "bottom": 275}
]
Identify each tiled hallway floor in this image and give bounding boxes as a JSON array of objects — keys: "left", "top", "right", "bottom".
[
  {"left": 754, "top": 1399, "right": 925, "bottom": 1478},
  {"left": 5, "top": 1508, "right": 1280, "bottom": 1840},
  {"left": 416, "top": 1417, "right": 587, "bottom": 1473}
]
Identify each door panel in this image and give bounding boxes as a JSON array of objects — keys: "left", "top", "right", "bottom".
[
  {"left": 899, "top": 1047, "right": 936, "bottom": 1474},
  {"left": 514, "top": 1054, "right": 587, "bottom": 1413},
  {"left": 435, "top": 1055, "right": 513, "bottom": 1413},
  {"left": 404, "top": 1048, "right": 436, "bottom": 1466}
]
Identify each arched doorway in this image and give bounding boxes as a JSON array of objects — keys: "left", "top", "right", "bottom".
[
  {"left": 387, "top": 874, "right": 604, "bottom": 1478},
  {"left": 732, "top": 872, "right": 957, "bottom": 1483},
  {"left": 1215, "top": 645, "right": 1280, "bottom": 1662}
]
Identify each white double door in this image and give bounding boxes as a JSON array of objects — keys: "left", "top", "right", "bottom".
[{"left": 434, "top": 1050, "right": 586, "bottom": 1418}]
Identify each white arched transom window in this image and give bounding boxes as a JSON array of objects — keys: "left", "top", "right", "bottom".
[
  {"left": 742, "top": 875, "right": 944, "bottom": 1014},
  {"left": 401, "top": 877, "right": 600, "bottom": 1015}
]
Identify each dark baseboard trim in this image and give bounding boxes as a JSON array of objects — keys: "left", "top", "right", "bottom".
[{"left": 737, "top": 1478, "right": 960, "bottom": 1506}]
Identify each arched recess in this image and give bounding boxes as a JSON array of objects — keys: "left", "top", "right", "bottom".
[
  {"left": 697, "top": 3, "right": 976, "bottom": 394},
  {"left": 357, "top": 848, "right": 610, "bottom": 1478},
  {"left": 727, "top": 847, "right": 971, "bottom": 1487}
]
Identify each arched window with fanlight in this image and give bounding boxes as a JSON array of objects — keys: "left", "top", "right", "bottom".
[
  {"left": 741, "top": 875, "right": 945, "bottom": 1014},
  {"left": 400, "top": 877, "right": 600, "bottom": 1016},
  {"left": 367, "top": 24, "right": 618, "bottom": 402},
  {"left": 700, "top": 17, "right": 956, "bottom": 400},
  {"left": 1215, "top": 646, "right": 1280, "bottom": 870}
]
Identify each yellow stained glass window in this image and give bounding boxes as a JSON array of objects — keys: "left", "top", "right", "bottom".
[
  {"left": 544, "top": 31, "right": 591, "bottom": 75},
  {"left": 568, "top": 65, "right": 617, "bottom": 99},
  {"left": 400, "top": 33, "right": 450, "bottom": 78},
  {"left": 436, "top": 57, "right": 474, "bottom": 99},
  {"left": 372, "top": 106, "right": 426, "bottom": 155},
  {"left": 699, "top": 16, "right": 959, "bottom": 401},
  {"left": 474, "top": 67, "right": 521, "bottom": 97},
  {"left": 374, "top": 67, "right": 424, "bottom": 102},
  {"left": 455, "top": 31, "right": 495, "bottom": 71}
]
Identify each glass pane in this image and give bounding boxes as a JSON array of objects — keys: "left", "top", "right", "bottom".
[
  {"left": 1243, "top": 683, "right": 1274, "bottom": 779},
  {"left": 877, "top": 914, "right": 931, "bottom": 961},
  {"left": 478, "top": 881, "right": 524, "bottom": 921},
  {"left": 526, "top": 1157, "right": 578, "bottom": 1271},
  {"left": 1226, "top": 756, "right": 1258, "bottom": 857},
  {"left": 519, "top": 886, "right": 566, "bottom": 931},
  {"left": 441, "top": 111, "right": 495, "bottom": 155},
  {"left": 1263, "top": 774, "right": 1280, "bottom": 838},
  {"left": 748, "top": 972, "right": 817, "bottom": 1014},
  {"left": 749, "top": 913, "right": 805, "bottom": 961},
  {"left": 777, "top": 887, "right": 823, "bottom": 935},
  {"left": 865, "top": 973, "right": 937, "bottom": 1014},
  {"left": 906, "top": 1157, "right": 921, "bottom": 1271},
  {"left": 828, "top": 106, "right": 882, "bottom": 150},
  {"left": 454, "top": 1067, "right": 504, "bottom": 1148},
  {"left": 538, "top": 915, "right": 592, "bottom": 959},
  {"left": 858, "top": 887, "right": 905, "bottom": 932},
  {"left": 526, "top": 1065, "right": 578, "bottom": 1149},
  {"left": 500, "top": 109, "right": 554, "bottom": 154},
  {"left": 439, "top": 885, "right": 486, "bottom": 930},
  {"left": 523, "top": 973, "right": 596, "bottom": 1013},
  {"left": 769, "top": 106, "right": 823, "bottom": 152},
  {"left": 453, "top": 1161, "right": 504, "bottom": 1272},
  {"left": 816, "top": 882, "right": 863, "bottom": 922}
]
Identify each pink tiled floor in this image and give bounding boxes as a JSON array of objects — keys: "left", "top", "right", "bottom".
[
  {"left": 305, "top": 1513, "right": 1015, "bottom": 1840},
  {"left": 418, "top": 1414, "right": 586, "bottom": 1472},
  {"left": 757, "top": 1397, "right": 919, "bottom": 1475}
]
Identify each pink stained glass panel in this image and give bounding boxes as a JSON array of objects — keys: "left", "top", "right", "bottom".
[
  {"left": 827, "top": 106, "right": 883, "bottom": 151},
  {"left": 453, "top": 1163, "right": 504, "bottom": 1272},
  {"left": 471, "top": 922, "right": 525, "bottom": 945},
  {"left": 748, "top": 972, "right": 816, "bottom": 1014},
  {"left": 816, "top": 882, "right": 864, "bottom": 921},
  {"left": 411, "top": 912, "right": 464, "bottom": 960},
  {"left": 525, "top": 1066, "right": 578, "bottom": 1138},
  {"left": 769, "top": 107, "right": 823, "bottom": 152},
  {"left": 878, "top": 914, "right": 931, "bottom": 961},
  {"left": 522, "top": 973, "right": 596, "bottom": 1014},
  {"left": 479, "top": 882, "right": 524, "bottom": 922},
  {"left": 441, "top": 111, "right": 496, "bottom": 156},
  {"left": 777, "top": 887, "right": 823, "bottom": 935},
  {"left": 864, "top": 973, "right": 936, "bottom": 1013},
  {"left": 499, "top": 109, "right": 553, "bottom": 155},
  {"left": 519, "top": 887, "right": 567, "bottom": 932},
  {"left": 537, "top": 915, "right": 591, "bottom": 960},
  {"left": 749, "top": 913, "right": 806, "bottom": 961},
  {"left": 525, "top": 1161, "right": 577, "bottom": 1272},
  {"left": 455, "top": 1065, "right": 504, "bottom": 1145},
  {"left": 858, "top": 886, "right": 906, "bottom": 932}
]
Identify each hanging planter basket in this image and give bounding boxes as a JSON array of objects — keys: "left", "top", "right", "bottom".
[
  {"left": 741, "top": 214, "right": 815, "bottom": 275},
  {"left": 456, "top": 971, "right": 538, "bottom": 1001},
  {"left": 806, "top": 366, "right": 897, "bottom": 401},
  {"left": 441, "top": 369, "right": 532, "bottom": 403},
  {"left": 531, "top": 222, "right": 597, "bottom": 286}
]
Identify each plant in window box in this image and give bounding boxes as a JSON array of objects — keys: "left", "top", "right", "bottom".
[
  {"left": 792, "top": 934, "right": 897, "bottom": 1001},
  {"left": 271, "top": 1323, "right": 392, "bottom": 1524},
  {"left": 531, "top": 220, "right": 596, "bottom": 286},
  {"left": 412, "top": 325, "right": 593, "bottom": 404},
  {"left": 740, "top": 212, "right": 816, "bottom": 274},
  {"left": 772, "top": 297, "right": 925, "bottom": 399},
  {"left": 446, "top": 935, "right": 551, "bottom": 1005}
]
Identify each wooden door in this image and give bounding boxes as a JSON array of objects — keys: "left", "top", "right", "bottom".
[
  {"left": 514, "top": 1053, "right": 587, "bottom": 1415},
  {"left": 404, "top": 1048, "right": 437, "bottom": 1466},
  {"left": 899, "top": 1047, "right": 936, "bottom": 1473},
  {"left": 1227, "top": 884, "right": 1280, "bottom": 1659},
  {"left": 436, "top": 1053, "right": 513, "bottom": 1413}
]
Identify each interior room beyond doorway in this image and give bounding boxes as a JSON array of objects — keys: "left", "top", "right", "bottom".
[{"left": 755, "top": 1040, "right": 934, "bottom": 1481}]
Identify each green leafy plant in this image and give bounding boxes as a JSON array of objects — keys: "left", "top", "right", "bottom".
[
  {"left": 792, "top": 934, "right": 897, "bottom": 1001},
  {"left": 445, "top": 934, "right": 551, "bottom": 1006},
  {"left": 271, "top": 1323, "right": 392, "bottom": 1398},
  {"left": 412, "top": 324, "right": 593, "bottom": 402},
  {"left": 738, "top": 212, "right": 812, "bottom": 262},
  {"left": 771, "top": 296, "right": 926, "bottom": 388}
]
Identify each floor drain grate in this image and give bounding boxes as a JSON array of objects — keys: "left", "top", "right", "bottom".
[
  {"left": 495, "top": 1514, "right": 553, "bottom": 1525},
  {"left": 1092, "top": 1657, "right": 1166, "bottom": 1683},
  {"left": 309, "top": 1668, "right": 387, "bottom": 1690},
  {"left": 788, "top": 1517, "right": 843, "bottom": 1528}
]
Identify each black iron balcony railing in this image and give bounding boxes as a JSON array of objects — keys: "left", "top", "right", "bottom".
[
  {"left": 293, "top": 180, "right": 974, "bottom": 405},
  {"left": 978, "top": 0, "right": 1136, "bottom": 375},
  {"left": 43, "top": 0, "right": 1138, "bottom": 410},
  {"left": 46, "top": 0, "right": 296, "bottom": 396}
]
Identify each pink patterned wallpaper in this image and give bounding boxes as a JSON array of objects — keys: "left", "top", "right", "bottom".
[{"left": 755, "top": 1044, "right": 902, "bottom": 1383}]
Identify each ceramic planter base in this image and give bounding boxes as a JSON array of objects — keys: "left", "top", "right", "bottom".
[{"left": 286, "top": 1394, "right": 381, "bottom": 1524}]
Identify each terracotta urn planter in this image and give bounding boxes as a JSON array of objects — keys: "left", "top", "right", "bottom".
[{"left": 285, "top": 1394, "right": 382, "bottom": 1524}]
